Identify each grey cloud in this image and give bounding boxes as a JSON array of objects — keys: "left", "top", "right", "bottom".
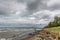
[
  {"left": 43, "top": 0, "right": 60, "bottom": 11},
  {"left": 21, "top": 0, "right": 47, "bottom": 17},
  {"left": 27, "top": 0, "right": 47, "bottom": 11},
  {"left": 30, "top": 11, "right": 51, "bottom": 21},
  {"left": 1, "top": 0, "right": 60, "bottom": 17},
  {"left": 0, "top": 7, "right": 11, "bottom": 16},
  {"left": 0, "top": 0, "right": 13, "bottom": 16},
  {"left": 49, "top": 5, "right": 60, "bottom": 11},
  {"left": 0, "top": 0, "right": 28, "bottom": 17},
  {"left": 0, "top": 0, "right": 48, "bottom": 17},
  {"left": 41, "top": 14, "right": 51, "bottom": 19},
  {"left": 0, "top": 0, "right": 60, "bottom": 24},
  {"left": 27, "top": 0, "right": 41, "bottom": 11}
]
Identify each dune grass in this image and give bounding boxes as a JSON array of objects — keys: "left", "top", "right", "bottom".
[{"left": 44, "top": 26, "right": 60, "bottom": 32}]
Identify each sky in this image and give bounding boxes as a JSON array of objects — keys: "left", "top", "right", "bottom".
[{"left": 0, "top": 0, "right": 60, "bottom": 27}]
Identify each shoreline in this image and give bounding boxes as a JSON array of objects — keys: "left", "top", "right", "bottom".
[{"left": 20, "top": 29, "right": 60, "bottom": 40}]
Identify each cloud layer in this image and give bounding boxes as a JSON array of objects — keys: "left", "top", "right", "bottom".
[{"left": 0, "top": 0, "right": 60, "bottom": 26}]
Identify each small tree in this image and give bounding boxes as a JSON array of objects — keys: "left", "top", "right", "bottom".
[{"left": 44, "top": 16, "right": 60, "bottom": 28}]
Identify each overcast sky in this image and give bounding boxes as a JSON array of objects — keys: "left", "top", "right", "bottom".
[{"left": 0, "top": 0, "right": 60, "bottom": 25}]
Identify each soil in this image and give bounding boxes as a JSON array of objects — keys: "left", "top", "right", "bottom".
[{"left": 21, "top": 30, "right": 60, "bottom": 40}]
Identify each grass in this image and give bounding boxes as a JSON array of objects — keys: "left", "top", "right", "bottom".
[{"left": 44, "top": 26, "right": 60, "bottom": 32}]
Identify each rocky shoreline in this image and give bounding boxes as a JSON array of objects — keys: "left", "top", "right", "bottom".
[{"left": 21, "top": 30, "right": 60, "bottom": 40}]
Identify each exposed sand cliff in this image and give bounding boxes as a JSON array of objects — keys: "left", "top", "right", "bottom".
[{"left": 21, "top": 30, "right": 60, "bottom": 40}]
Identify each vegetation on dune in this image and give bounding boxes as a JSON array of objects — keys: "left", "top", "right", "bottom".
[
  {"left": 45, "top": 27, "right": 60, "bottom": 32},
  {"left": 44, "top": 16, "right": 60, "bottom": 28}
]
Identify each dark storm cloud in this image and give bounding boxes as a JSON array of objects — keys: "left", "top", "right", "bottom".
[
  {"left": 0, "top": 0, "right": 13, "bottom": 16},
  {"left": 0, "top": 0, "right": 48, "bottom": 17},
  {"left": 0, "top": 7, "right": 11, "bottom": 16},
  {"left": 27, "top": 0, "right": 47, "bottom": 11},
  {"left": 27, "top": 0, "right": 41, "bottom": 11},
  {"left": 20, "top": 0, "right": 47, "bottom": 17},
  {"left": 0, "top": 0, "right": 60, "bottom": 17}
]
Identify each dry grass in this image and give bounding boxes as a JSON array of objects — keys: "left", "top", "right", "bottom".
[{"left": 44, "top": 26, "right": 60, "bottom": 32}]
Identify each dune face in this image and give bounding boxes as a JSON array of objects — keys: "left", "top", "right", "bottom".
[{"left": 21, "top": 30, "right": 60, "bottom": 40}]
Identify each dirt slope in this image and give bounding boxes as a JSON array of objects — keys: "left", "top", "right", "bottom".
[{"left": 21, "top": 30, "right": 60, "bottom": 40}]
